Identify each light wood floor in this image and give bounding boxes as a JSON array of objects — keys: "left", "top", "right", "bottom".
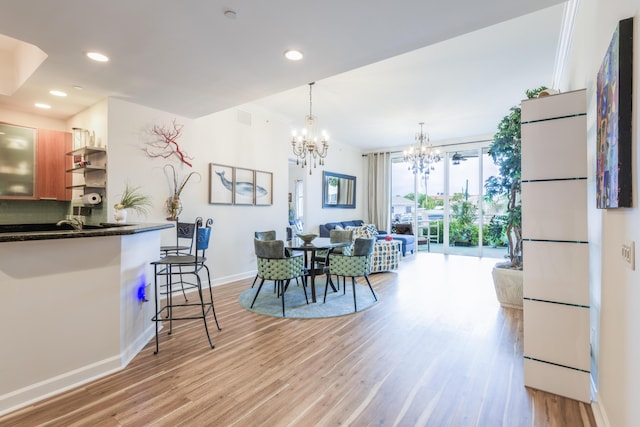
[{"left": 1, "top": 253, "right": 596, "bottom": 427}]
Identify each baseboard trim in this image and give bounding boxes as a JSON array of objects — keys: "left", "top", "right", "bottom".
[{"left": 0, "top": 355, "right": 122, "bottom": 417}]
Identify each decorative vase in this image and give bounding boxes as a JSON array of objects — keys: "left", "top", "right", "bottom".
[
  {"left": 166, "top": 196, "right": 183, "bottom": 221},
  {"left": 114, "top": 208, "right": 127, "bottom": 224}
]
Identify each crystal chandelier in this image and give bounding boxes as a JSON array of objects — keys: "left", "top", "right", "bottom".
[
  {"left": 291, "top": 82, "right": 329, "bottom": 175},
  {"left": 403, "top": 122, "right": 441, "bottom": 177}
]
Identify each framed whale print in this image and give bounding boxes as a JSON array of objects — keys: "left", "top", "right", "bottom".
[
  {"left": 233, "top": 167, "right": 255, "bottom": 205},
  {"left": 255, "top": 170, "right": 273, "bottom": 205},
  {"left": 209, "top": 163, "right": 234, "bottom": 204},
  {"left": 596, "top": 17, "right": 633, "bottom": 208}
]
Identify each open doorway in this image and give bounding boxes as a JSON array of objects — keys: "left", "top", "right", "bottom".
[{"left": 288, "top": 161, "right": 305, "bottom": 232}]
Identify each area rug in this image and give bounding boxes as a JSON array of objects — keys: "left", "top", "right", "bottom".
[{"left": 238, "top": 278, "right": 378, "bottom": 319}]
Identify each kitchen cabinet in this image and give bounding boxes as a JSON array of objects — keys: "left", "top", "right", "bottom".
[
  {"left": 37, "top": 129, "right": 72, "bottom": 200},
  {"left": 0, "top": 123, "right": 36, "bottom": 199}
]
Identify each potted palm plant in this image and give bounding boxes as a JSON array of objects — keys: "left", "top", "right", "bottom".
[{"left": 484, "top": 86, "right": 546, "bottom": 308}]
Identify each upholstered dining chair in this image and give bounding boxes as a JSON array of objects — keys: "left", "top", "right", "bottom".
[
  {"left": 313, "top": 229, "right": 354, "bottom": 289},
  {"left": 324, "top": 237, "right": 377, "bottom": 312},
  {"left": 252, "top": 230, "right": 276, "bottom": 288},
  {"left": 251, "top": 239, "right": 307, "bottom": 317},
  {"left": 151, "top": 217, "right": 221, "bottom": 353}
]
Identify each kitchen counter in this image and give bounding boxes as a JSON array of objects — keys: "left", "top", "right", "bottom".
[
  {"left": 0, "top": 222, "right": 172, "bottom": 242},
  {"left": 0, "top": 222, "right": 171, "bottom": 415}
]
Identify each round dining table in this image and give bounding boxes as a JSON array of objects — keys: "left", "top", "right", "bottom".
[{"left": 286, "top": 237, "right": 348, "bottom": 303}]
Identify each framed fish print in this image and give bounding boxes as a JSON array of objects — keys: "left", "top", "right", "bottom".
[
  {"left": 233, "top": 167, "right": 255, "bottom": 205},
  {"left": 255, "top": 170, "right": 273, "bottom": 205},
  {"left": 209, "top": 163, "right": 234, "bottom": 204}
]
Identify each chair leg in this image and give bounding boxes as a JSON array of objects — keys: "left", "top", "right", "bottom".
[
  {"left": 153, "top": 264, "right": 160, "bottom": 355},
  {"left": 352, "top": 277, "right": 357, "bottom": 312},
  {"left": 168, "top": 265, "right": 174, "bottom": 335},
  {"left": 301, "top": 275, "right": 309, "bottom": 304},
  {"left": 251, "top": 274, "right": 259, "bottom": 288},
  {"left": 195, "top": 273, "right": 214, "bottom": 349},
  {"left": 177, "top": 265, "right": 188, "bottom": 301},
  {"left": 280, "top": 280, "right": 286, "bottom": 317},
  {"left": 364, "top": 274, "right": 377, "bottom": 302},
  {"left": 323, "top": 274, "right": 331, "bottom": 303},
  {"left": 250, "top": 278, "right": 266, "bottom": 308},
  {"left": 202, "top": 264, "right": 221, "bottom": 331}
]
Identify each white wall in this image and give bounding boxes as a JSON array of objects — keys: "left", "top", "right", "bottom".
[
  {"left": 98, "top": 98, "right": 367, "bottom": 285},
  {"left": 562, "top": 1, "right": 640, "bottom": 425},
  {"left": 301, "top": 142, "right": 365, "bottom": 234}
]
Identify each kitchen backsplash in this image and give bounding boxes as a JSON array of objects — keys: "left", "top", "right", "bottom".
[{"left": 0, "top": 200, "right": 72, "bottom": 224}]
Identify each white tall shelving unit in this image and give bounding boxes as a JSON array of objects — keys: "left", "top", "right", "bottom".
[{"left": 521, "top": 89, "right": 590, "bottom": 402}]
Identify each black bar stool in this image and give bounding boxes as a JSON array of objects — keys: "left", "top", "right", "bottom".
[{"left": 151, "top": 217, "right": 221, "bottom": 353}]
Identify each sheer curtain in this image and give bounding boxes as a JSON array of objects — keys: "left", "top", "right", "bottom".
[{"left": 365, "top": 152, "right": 391, "bottom": 232}]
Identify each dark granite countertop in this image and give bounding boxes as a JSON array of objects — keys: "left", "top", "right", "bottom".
[{"left": 0, "top": 222, "right": 173, "bottom": 242}]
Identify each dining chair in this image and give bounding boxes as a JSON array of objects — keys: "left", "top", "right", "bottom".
[
  {"left": 313, "top": 229, "right": 353, "bottom": 289},
  {"left": 251, "top": 239, "right": 307, "bottom": 317},
  {"left": 251, "top": 230, "right": 276, "bottom": 288},
  {"left": 151, "top": 217, "right": 221, "bottom": 353},
  {"left": 324, "top": 237, "right": 377, "bottom": 312}
]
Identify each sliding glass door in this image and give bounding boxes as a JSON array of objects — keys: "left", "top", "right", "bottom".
[{"left": 391, "top": 145, "right": 507, "bottom": 259}]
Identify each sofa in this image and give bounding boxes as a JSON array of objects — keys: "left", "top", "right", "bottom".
[
  {"left": 319, "top": 220, "right": 416, "bottom": 257},
  {"left": 318, "top": 221, "right": 403, "bottom": 273}
]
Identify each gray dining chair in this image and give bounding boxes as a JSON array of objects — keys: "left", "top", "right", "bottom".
[
  {"left": 251, "top": 239, "right": 308, "bottom": 317},
  {"left": 324, "top": 237, "right": 377, "bottom": 312}
]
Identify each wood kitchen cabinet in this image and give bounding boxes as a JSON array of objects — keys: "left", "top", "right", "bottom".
[{"left": 36, "top": 129, "right": 72, "bottom": 201}]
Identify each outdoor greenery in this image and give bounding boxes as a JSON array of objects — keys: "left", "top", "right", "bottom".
[
  {"left": 484, "top": 86, "right": 547, "bottom": 267},
  {"left": 449, "top": 193, "right": 479, "bottom": 245},
  {"left": 404, "top": 192, "right": 441, "bottom": 210}
]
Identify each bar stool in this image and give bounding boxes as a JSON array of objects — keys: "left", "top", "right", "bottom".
[
  {"left": 160, "top": 219, "right": 197, "bottom": 301},
  {"left": 151, "top": 217, "right": 221, "bottom": 353}
]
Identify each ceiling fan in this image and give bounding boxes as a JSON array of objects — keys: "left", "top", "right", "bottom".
[{"left": 451, "top": 152, "right": 467, "bottom": 165}]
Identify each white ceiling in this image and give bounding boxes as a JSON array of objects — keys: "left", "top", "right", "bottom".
[{"left": 0, "top": 0, "right": 566, "bottom": 151}]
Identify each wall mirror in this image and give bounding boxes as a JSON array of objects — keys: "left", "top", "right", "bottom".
[{"left": 322, "top": 171, "right": 356, "bottom": 209}]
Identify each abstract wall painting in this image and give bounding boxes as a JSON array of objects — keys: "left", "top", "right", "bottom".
[{"left": 596, "top": 17, "right": 633, "bottom": 208}]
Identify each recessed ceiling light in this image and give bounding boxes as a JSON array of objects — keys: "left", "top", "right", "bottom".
[
  {"left": 224, "top": 9, "right": 237, "bottom": 19},
  {"left": 49, "top": 90, "right": 67, "bottom": 97},
  {"left": 73, "top": 85, "right": 84, "bottom": 91},
  {"left": 284, "top": 49, "right": 303, "bottom": 61},
  {"left": 35, "top": 103, "right": 51, "bottom": 109},
  {"left": 86, "top": 51, "right": 109, "bottom": 62}
]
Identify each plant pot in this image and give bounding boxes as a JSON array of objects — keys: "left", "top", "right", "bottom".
[
  {"left": 114, "top": 208, "right": 127, "bottom": 224},
  {"left": 491, "top": 264, "right": 523, "bottom": 309}
]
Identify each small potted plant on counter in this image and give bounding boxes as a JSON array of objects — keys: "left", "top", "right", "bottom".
[{"left": 114, "top": 183, "right": 152, "bottom": 223}]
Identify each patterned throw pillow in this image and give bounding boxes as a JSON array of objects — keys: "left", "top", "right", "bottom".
[
  {"left": 346, "top": 224, "right": 378, "bottom": 239},
  {"left": 363, "top": 224, "right": 378, "bottom": 237}
]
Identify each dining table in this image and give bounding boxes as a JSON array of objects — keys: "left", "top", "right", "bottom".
[{"left": 286, "top": 237, "right": 348, "bottom": 303}]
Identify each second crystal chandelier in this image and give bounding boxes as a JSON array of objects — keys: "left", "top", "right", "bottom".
[
  {"left": 291, "top": 82, "right": 329, "bottom": 175},
  {"left": 403, "top": 122, "right": 441, "bottom": 177}
]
